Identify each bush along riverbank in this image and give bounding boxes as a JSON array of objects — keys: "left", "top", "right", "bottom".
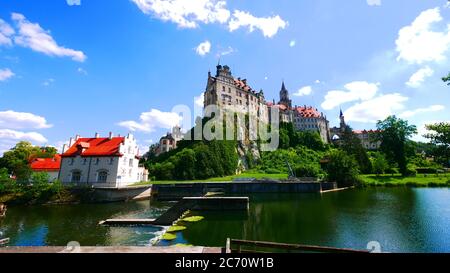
[{"left": 360, "top": 174, "right": 450, "bottom": 188}]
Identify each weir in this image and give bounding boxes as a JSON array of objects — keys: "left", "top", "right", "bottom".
[{"left": 99, "top": 197, "right": 249, "bottom": 227}]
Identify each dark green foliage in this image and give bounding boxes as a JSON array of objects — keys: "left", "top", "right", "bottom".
[
  {"left": 259, "top": 146, "right": 325, "bottom": 174},
  {"left": 443, "top": 72, "right": 450, "bottom": 85},
  {"left": 370, "top": 152, "right": 389, "bottom": 176},
  {"left": 294, "top": 163, "right": 322, "bottom": 178},
  {"left": 376, "top": 116, "right": 417, "bottom": 176},
  {"left": 339, "top": 126, "right": 372, "bottom": 174},
  {"left": 424, "top": 122, "right": 450, "bottom": 167},
  {"left": 147, "top": 140, "right": 238, "bottom": 181},
  {"left": 0, "top": 141, "right": 58, "bottom": 182},
  {"left": 325, "top": 150, "right": 361, "bottom": 187}
]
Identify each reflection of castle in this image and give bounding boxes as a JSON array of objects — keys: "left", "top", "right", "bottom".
[
  {"left": 330, "top": 111, "right": 381, "bottom": 150},
  {"left": 203, "top": 65, "right": 331, "bottom": 143}
]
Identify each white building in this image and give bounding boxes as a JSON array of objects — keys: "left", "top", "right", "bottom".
[
  {"left": 59, "top": 133, "right": 148, "bottom": 188},
  {"left": 30, "top": 154, "right": 61, "bottom": 182}
]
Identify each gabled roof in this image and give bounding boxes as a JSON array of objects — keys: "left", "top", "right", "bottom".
[
  {"left": 295, "top": 106, "right": 322, "bottom": 118},
  {"left": 30, "top": 155, "right": 61, "bottom": 171},
  {"left": 62, "top": 137, "right": 125, "bottom": 157}
]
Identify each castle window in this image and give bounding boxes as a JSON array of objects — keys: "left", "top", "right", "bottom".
[
  {"left": 129, "top": 159, "right": 133, "bottom": 167},
  {"left": 109, "top": 158, "right": 114, "bottom": 165},
  {"left": 95, "top": 158, "right": 100, "bottom": 165},
  {"left": 83, "top": 158, "right": 87, "bottom": 165},
  {"left": 71, "top": 170, "right": 82, "bottom": 183},
  {"left": 222, "top": 86, "right": 225, "bottom": 92},
  {"left": 97, "top": 170, "right": 108, "bottom": 183}
]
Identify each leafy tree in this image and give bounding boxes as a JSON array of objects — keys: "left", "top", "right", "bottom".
[
  {"left": 443, "top": 72, "right": 450, "bottom": 86},
  {"left": 0, "top": 142, "right": 58, "bottom": 182},
  {"left": 424, "top": 122, "right": 450, "bottom": 167},
  {"left": 295, "top": 131, "right": 326, "bottom": 151},
  {"left": 339, "top": 125, "right": 372, "bottom": 174},
  {"left": 371, "top": 152, "right": 389, "bottom": 176},
  {"left": 325, "top": 150, "right": 361, "bottom": 187},
  {"left": 173, "top": 149, "right": 196, "bottom": 180},
  {"left": 376, "top": 116, "right": 417, "bottom": 176},
  {"left": 295, "top": 163, "right": 323, "bottom": 178}
]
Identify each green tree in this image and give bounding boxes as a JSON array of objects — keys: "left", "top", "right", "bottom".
[
  {"left": 339, "top": 126, "right": 372, "bottom": 174},
  {"left": 325, "top": 150, "right": 361, "bottom": 187},
  {"left": 424, "top": 122, "right": 450, "bottom": 167},
  {"left": 0, "top": 142, "right": 58, "bottom": 182},
  {"left": 371, "top": 152, "right": 389, "bottom": 176},
  {"left": 376, "top": 116, "right": 417, "bottom": 176},
  {"left": 174, "top": 149, "right": 196, "bottom": 180},
  {"left": 443, "top": 72, "right": 450, "bottom": 86}
]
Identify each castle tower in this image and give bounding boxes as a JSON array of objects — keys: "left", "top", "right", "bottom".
[
  {"left": 340, "top": 109, "right": 346, "bottom": 132},
  {"left": 279, "top": 81, "right": 292, "bottom": 108}
]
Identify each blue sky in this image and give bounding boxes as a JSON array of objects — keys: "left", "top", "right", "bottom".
[{"left": 1, "top": 0, "right": 450, "bottom": 154}]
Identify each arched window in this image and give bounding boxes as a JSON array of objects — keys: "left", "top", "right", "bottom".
[
  {"left": 97, "top": 170, "right": 108, "bottom": 183},
  {"left": 71, "top": 170, "right": 82, "bottom": 183}
]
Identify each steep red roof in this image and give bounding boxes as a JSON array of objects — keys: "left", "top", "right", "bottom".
[
  {"left": 353, "top": 130, "right": 380, "bottom": 134},
  {"left": 62, "top": 137, "right": 125, "bottom": 157},
  {"left": 295, "top": 106, "right": 322, "bottom": 118},
  {"left": 30, "top": 155, "right": 61, "bottom": 171}
]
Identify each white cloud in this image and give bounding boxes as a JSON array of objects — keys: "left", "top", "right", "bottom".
[
  {"left": 0, "top": 129, "right": 48, "bottom": 143},
  {"left": 217, "top": 46, "right": 235, "bottom": 56},
  {"left": 344, "top": 93, "right": 408, "bottom": 123},
  {"left": 67, "top": 0, "right": 81, "bottom": 6},
  {"left": 0, "top": 19, "right": 14, "bottom": 46},
  {"left": 321, "top": 81, "right": 379, "bottom": 110},
  {"left": 194, "top": 93, "right": 204, "bottom": 107},
  {"left": 195, "top": 40, "right": 211, "bottom": 56},
  {"left": 0, "top": 110, "right": 53, "bottom": 130},
  {"left": 43, "top": 78, "right": 55, "bottom": 86},
  {"left": 367, "top": 0, "right": 381, "bottom": 6},
  {"left": 289, "top": 40, "right": 296, "bottom": 47},
  {"left": 118, "top": 109, "right": 183, "bottom": 133},
  {"left": 0, "top": 68, "right": 14, "bottom": 81},
  {"left": 132, "top": 0, "right": 286, "bottom": 38},
  {"left": 77, "top": 67, "right": 88, "bottom": 75},
  {"left": 399, "top": 105, "right": 445, "bottom": 118},
  {"left": 293, "top": 86, "right": 312, "bottom": 97},
  {"left": 12, "top": 13, "right": 87, "bottom": 62},
  {"left": 406, "top": 66, "right": 434, "bottom": 88},
  {"left": 132, "top": 0, "right": 231, "bottom": 28},
  {"left": 228, "top": 10, "right": 287, "bottom": 38},
  {"left": 396, "top": 7, "right": 450, "bottom": 64}
]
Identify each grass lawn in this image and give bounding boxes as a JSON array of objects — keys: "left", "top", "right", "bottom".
[
  {"left": 361, "top": 174, "right": 450, "bottom": 187},
  {"left": 133, "top": 172, "right": 288, "bottom": 186}
]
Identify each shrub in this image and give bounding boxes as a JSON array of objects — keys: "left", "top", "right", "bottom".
[
  {"left": 325, "top": 150, "right": 361, "bottom": 187},
  {"left": 405, "top": 167, "right": 417, "bottom": 177},
  {"left": 416, "top": 167, "right": 438, "bottom": 174},
  {"left": 265, "top": 168, "right": 282, "bottom": 174},
  {"left": 295, "top": 164, "right": 322, "bottom": 178}
]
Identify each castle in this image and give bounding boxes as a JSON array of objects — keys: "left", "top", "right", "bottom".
[{"left": 203, "top": 65, "right": 331, "bottom": 143}]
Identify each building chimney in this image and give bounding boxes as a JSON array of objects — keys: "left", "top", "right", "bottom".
[
  {"left": 62, "top": 144, "right": 68, "bottom": 154},
  {"left": 69, "top": 137, "right": 74, "bottom": 147},
  {"left": 109, "top": 132, "right": 113, "bottom": 139},
  {"left": 75, "top": 135, "right": 80, "bottom": 141},
  {"left": 95, "top": 132, "right": 100, "bottom": 138}
]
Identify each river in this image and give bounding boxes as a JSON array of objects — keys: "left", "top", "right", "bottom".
[{"left": 1, "top": 188, "right": 449, "bottom": 252}]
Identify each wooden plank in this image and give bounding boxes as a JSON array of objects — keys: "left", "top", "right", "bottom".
[
  {"left": 230, "top": 239, "right": 369, "bottom": 253},
  {"left": 99, "top": 219, "right": 158, "bottom": 226},
  {"left": 0, "top": 238, "right": 10, "bottom": 247}
]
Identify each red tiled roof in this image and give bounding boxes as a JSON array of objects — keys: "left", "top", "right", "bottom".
[
  {"left": 267, "top": 103, "right": 288, "bottom": 111},
  {"left": 62, "top": 137, "right": 125, "bottom": 157},
  {"left": 30, "top": 155, "right": 61, "bottom": 171},
  {"left": 353, "top": 130, "right": 380, "bottom": 134},
  {"left": 295, "top": 106, "right": 322, "bottom": 118}
]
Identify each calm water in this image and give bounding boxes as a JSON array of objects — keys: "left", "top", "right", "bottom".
[{"left": 1, "top": 188, "right": 450, "bottom": 252}]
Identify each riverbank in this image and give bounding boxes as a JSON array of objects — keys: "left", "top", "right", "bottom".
[
  {"left": 360, "top": 174, "right": 450, "bottom": 187},
  {"left": 134, "top": 172, "right": 288, "bottom": 185}
]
